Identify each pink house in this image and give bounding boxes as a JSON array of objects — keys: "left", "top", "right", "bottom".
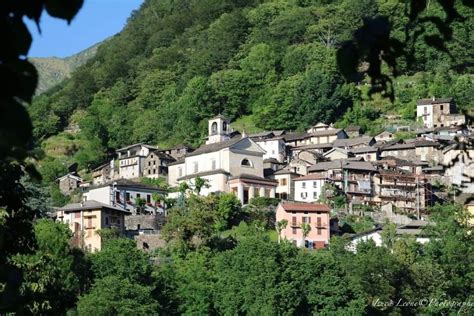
[{"left": 276, "top": 202, "right": 331, "bottom": 249}]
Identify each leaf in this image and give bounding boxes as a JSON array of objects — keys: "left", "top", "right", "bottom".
[{"left": 44, "top": 0, "right": 84, "bottom": 23}]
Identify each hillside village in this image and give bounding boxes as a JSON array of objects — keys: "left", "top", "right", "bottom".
[{"left": 56, "top": 97, "right": 473, "bottom": 252}]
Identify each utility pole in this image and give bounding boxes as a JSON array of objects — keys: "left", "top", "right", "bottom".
[{"left": 415, "top": 176, "right": 419, "bottom": 220}]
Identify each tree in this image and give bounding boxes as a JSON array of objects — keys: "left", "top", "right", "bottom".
[
  {"left": 215, "top": 193, "right": 242, "bottom": 231},
  {"left": 275, "top": 219, "right": 288, "bottom": 244},
  {"left": 11, "top": 220, "right": 90, "bottom": 314},
  {"left": 193, "top": 176, "right": 210, "bottom": 195},
  {"left": 300, "top": 222, "right": 311, "bottom": 249},
  {"left": 90, "top": 238, "right": 152, "bottom": 283},
  {"left": 76, "top": 275, "right": 160, "bottom": 316}
]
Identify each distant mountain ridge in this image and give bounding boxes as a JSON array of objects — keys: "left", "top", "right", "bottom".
[{"left": 30, "top": 42, "right": 101, "bottom": 94}]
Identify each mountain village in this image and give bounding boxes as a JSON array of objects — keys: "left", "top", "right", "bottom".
[{"left": 55, "top": 97, "right": 473, "bottom": 252}]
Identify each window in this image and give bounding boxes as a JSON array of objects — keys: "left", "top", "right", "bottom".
[
  {"left": 241, "top": 159, "right": 252, "bottom": 167},
  {"left": 126, "top": 193, "right": 130, "bottom": 201},
  {"left": 147, "top": 195, "right": 151, "bottom": 203},
  {"left": 148, "top": 170, "right": 151, "bottom": 175},
  {"left": 440, "top": 105, "right": 444, "bottom": 111},
  {"left": 136, "top": 193, "right": 141, "bottom": 199},
  {"left": 153, "top": 160, "right": 156, "bottom": 165},
  {"left": 223, "top": 121, "right": 227, "bottom": 131},
  {"left": 211, "top": 122, "right": 218, "bottom": 135},
  {"left": 302, "top": 182, "right": 306, "bottom": 189},
  {"left": 281, "top": 178, "right": 287, "bottom": 186},
  {"left": 301, "top": 192, "right": 307, "bottom": 199},
  {"left": 193, "top": 162, "right": 198, "bottom": 173},
  {"left": 105, "top": 217, "right": 109, "bottom": 225},
  {"left": 211, "top": 159, "right": 216, "bottom": 170},
  {"left": 292, "top": 216, "right": 297, "bottom": 226},
  {"left": 178, "top": 167, "right": 182, "bottom": 177},
  {"left": 424, "top": 106, "right": 427, "bottom": 114},
  {"left": 313, "top": 181, "right": 317, "bottom": 188},
  {"left": 148, "top": 161, "right": 151, "bottom": 166},
  {"left": 151, "top": 154, "right": 153, "bottom": 159},
  {"left": 292, "top": 228, "right": 297, "bottom": 235},
  {"left": 313, "top": 191, "right": 318, "bottom": 199}
]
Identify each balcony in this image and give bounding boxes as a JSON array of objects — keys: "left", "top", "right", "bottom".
[{"left": 379, "top": 192, "right": 416, "bottom": 201}]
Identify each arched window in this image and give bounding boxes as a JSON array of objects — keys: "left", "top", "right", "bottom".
[
  {"left": 241, "top": 159, "right": 252, "bottom": 167},
  {"left": 211, "top": 122, "right": 218, "bottom": 135},
  {"left": 223, "top": 121, "right": 228, "bottom": 132}
]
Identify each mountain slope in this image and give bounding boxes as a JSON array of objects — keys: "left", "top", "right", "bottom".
[
  {"left": 30, "top": 42, "right": 100, "bottom": 94},
  {"left": 29, "top": 0, "right": 473, "bottom": 174}
]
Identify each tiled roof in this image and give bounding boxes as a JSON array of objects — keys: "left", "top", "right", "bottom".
[
  {"left": 417, "top": 98, "right": 453, "bottom": 105},
  {"left": 308, "top": 160, "right": 376, "bottom": 172},
  {"left": 116, "top": 143, "right": 158, "bottom": 153},
  {"left": 349, "top": 146, "right": 379, "bottom": 154},
  {"left": 381, "top": 143, "right": 416, "bottom": 151},
  {"left": 273, "top": 166, "right": 298, "bottom": 175},
  {"left": 229, "top": 173, "right": 277, "bottom": 183},
  {"left": 59, "top": 200, "right": 130, "bottom": 213},
  {"left": 178, "top": 169, "right": 230, "bottom": 181},
  {"left": 293, "top": 174, "right": 327, "bottom": 181},
  {"left": 293, "top": 143, "right": 334, "bottom": 150},
  {"left": 310, "top": 129, "right": 344, "bottom": 137},
  {"left": 283, "top": 132, "right": 310, "bottom": 142},
  {"left": 187, "top": 136, "right": 244, "bottom": 157},
  {"left": 168, "top": 158, "right": 185, "bottom": 166},
  {"left": 279, "top": 202, "right": 330, "bottom": 212},
  {"left": 150, "top": 150, "right": 175, "bottom": 160},
  {"left": 333, "top": 136, "right": 374, "bottom": 148}
]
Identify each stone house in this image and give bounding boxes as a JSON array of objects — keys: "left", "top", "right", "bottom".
[
  {"left": 116, "top": 143, "right": 158, "bottom": 180},
  {"left": 57, "top": 173, "right": 82, "bottom": 195},
  {"left": 143, "top": 151, "right": 175, "bottom": 179},
  {"left": 416, "top": 97, "right": 465, "bottom": 128}
]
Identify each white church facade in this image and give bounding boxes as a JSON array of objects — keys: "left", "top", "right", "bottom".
[{"left": 168, "top": 115, "right": 277, "bottom": 204}]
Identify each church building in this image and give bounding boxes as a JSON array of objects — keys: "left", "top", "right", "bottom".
[{"left": 168, "top": 115, "right": 277, "bottom": 204}]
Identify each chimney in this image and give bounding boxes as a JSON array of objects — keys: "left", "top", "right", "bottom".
[{"left": 242, "top": 130, "right": 247, "bottom": 138}]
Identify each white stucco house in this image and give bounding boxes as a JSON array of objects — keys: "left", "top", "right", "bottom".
[
  {"left": 294, "top": 174, "right": 328, "bottom": 203},
  {"left": 168, "top": 115, "right": 277, "bottom": 204}
]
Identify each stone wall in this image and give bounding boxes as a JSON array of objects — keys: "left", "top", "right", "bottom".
[
  {"left": 125, "top": 214, "right": 165, "bottom": 230},
  {"left": 134, "top": 233, "right": 166, "bottom": 252}
]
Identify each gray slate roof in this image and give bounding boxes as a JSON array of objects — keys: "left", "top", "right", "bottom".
[
  {"left": 187, "top": 136, "right": 244, "bottom": 157},
  {"left": 308, "top": 159, "right": 376, "bottom": 172},
  {"left": 333, "top": 136, "right": 374, "bottom": 148},
  {"left": 417, "top": 98, "right": 453, "bottom": 105},
  {"left": 59, "top": 200, "right": 130, "bottom": 213}
]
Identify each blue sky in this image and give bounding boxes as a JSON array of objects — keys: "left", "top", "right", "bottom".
[{"left": 25, "top": 0, "right": 144, "bottom": 58}]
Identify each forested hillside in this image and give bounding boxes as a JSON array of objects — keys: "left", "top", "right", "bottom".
[
  {"left": 29, "top": 0, "right": 473, "bottom": 173},
  {"left": 30, "top": 42, "right": 100, "bottom": 94}
]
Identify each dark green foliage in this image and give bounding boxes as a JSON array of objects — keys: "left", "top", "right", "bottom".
[
  {"left": 12, "top": 220, "right": 91, "bottom": 314},
  {"left": 76, "top": 276, "right": 159, "bottom": 316},
  {"left": 90, "top": 238, "right": 152, "bottom": 283}
]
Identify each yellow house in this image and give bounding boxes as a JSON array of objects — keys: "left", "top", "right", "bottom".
[{"left": 57, "top": 200, "right": 131, "bottom": 252}]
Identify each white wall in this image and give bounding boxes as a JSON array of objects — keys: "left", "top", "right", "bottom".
[
  {"left": 256, "top": 139, "right": 286, "bottom": 162},
  {"left": 417, "top": 104, "right": 433, "bottom": 128},
  {"left": 294, "top": 179, "right": 326, "bottom": 202},
  {"left": 84, "top": 186, "right": 111, "bottom": 205}
]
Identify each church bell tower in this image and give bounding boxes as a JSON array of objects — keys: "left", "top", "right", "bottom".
[{"left": 206, "top": 114, "right": 231, "bottom": 144}]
